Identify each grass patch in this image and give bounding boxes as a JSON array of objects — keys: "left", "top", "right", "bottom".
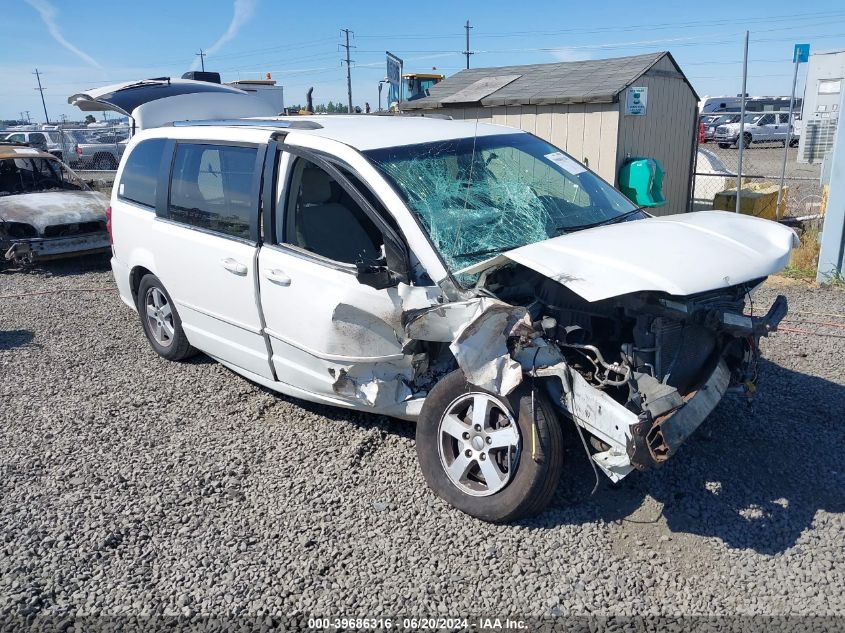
[
  {"left": 779, "top": 266, "right": 817, "bottom": 280},
  {"left": 786, "top": 227, "right": 820, "bottom": 279}
]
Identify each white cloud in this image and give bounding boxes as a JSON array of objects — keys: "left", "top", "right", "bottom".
[
  {"left": 549, "top": 49, "right": 593, "bottom": 63},
  {"left": 24, "top": 0, "right": 102, "bottom": 69},
  {"left": 192, "top": 0, "right": 258, "bottom": 69}
]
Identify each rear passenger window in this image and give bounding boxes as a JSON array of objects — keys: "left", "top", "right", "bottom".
[
  {"left": 168, "top": 144, "right": 257, "bottom": 240},
  {"left": 118, "top": 138, "right": 166, "bottom": 208}
]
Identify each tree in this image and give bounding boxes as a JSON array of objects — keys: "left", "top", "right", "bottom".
[
  {"left": 84, "top": 114, "right": 96, "bottom": 125},
  {"left": 326, "top": 101, "right": 336, "bottom": 113}
]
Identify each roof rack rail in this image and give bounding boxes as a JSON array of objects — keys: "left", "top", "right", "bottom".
[{"left": 170, "top": 118, "right": 323, "bottom": 130}]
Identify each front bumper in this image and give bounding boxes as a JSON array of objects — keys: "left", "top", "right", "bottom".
[
  {"left": 714, "top": 132, "right": 738, "bottom": 144},
  {"left": 534, "top": 294, "right": 788, "bottom": 482},
  {"left": 4, "top": 232, "right": 111, "bottom": 264},
  {"left": 626, "top": 359, "right": 731, "bottom": 470}
]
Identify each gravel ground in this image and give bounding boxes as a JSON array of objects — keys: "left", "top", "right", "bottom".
[{"left": 1, "top": 255, "right": 843, "bottom": 623}]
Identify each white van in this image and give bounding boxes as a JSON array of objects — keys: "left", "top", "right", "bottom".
[{"left": 108, "top": 116, "right": 795, "bottom": 522}]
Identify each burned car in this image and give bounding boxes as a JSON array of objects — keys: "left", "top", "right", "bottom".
[
  {"left": 108, "top": 116, "right": 796, "bottom": 522},
  {"left": 0, "top": 143, "right": 110, "bottom": 265}
]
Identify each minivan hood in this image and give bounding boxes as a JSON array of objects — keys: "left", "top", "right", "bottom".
[{"left": 460, "top": 211, "right": 798, "bottom": 302}]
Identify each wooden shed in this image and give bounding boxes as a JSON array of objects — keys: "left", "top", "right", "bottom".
[{"left": 403, "top": 52, "right": 699, "bottom": 215}]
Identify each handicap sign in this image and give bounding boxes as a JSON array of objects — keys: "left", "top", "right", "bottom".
[{"left": 794, "top": 44, "right": 810, "bottom": 64}]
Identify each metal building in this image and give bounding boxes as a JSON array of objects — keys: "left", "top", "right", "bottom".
[
  {"left": 798, "top": 49, "right": 845, "bottom": 164},
  {"left": 403, "top": 52, "right": 699, "bottom": 215}
]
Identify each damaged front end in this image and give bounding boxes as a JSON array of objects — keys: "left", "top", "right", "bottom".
[{"left": 405, "top": 265, "right": 787, "bottom": 483}]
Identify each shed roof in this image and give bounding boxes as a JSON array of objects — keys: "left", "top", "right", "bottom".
[{"left": 404, "top": 52, "right": 695, "bottom": 109}]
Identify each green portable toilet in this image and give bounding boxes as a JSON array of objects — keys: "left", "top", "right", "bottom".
[{"left": 618, "top": 157, "right": 666, "bottom": 208}]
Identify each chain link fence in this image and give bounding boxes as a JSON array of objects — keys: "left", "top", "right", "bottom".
[
  {"left": 692, "top": 118, "right": 826, "bottom": 222},
  {"left": 0, "top": 125, "right": 129, "bottom": 173}
]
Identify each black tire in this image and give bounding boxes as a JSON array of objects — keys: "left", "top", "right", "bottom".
[
  {"left": 789, "top": 138, "right": 799, "bottom": 148},
  {"left": 93, "top": 153, "right": 116, "bottom": 170},
  {"left": 416, "top": 369, "right": 563, "bottom": 523},
  {"left": 718, "top": 142, "right": 730, "bottom": 149},
  {"left": 136, "top": 274, "right": 197, "bottom": 361},
  {"left": 739, "top": 132, "right": 753, "bottom": 149}
]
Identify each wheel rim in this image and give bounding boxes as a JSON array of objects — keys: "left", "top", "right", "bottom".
[
  {"left": 144, "top": 287, "right": 175, "bottom": 347},
  {"left": 437, "top": 392, "right": 520, "bottom": 497}
]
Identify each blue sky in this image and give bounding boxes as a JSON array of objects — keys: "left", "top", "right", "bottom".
[{"left": 4, "top": 0, "right": 845, "bottom": 122}]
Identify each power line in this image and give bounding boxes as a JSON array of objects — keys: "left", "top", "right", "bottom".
[
  {"left": 340, "top": 29, "right": 354, "bottom": 113},
  {"left": 354, "top": 9, "right": 845, "bottom": 40},
  {"left": 33, "top": 68, "right": 49, "bottom": 124}
]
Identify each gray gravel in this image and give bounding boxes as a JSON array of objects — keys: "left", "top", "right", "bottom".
[{"left": 1, "top": 255, "right": 844, "bottom": 621}]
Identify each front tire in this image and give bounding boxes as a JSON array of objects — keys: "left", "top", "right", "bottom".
[
  {"left": 136, "top": 274, "right": 197, "bottom": 361},
  {"left": 416, "top": 370, "right": 563, "bottom": 522}
]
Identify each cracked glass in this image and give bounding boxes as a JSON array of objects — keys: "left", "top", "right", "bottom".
[{"left": 364, "top": 133, "right": 638, "bottom": 275}]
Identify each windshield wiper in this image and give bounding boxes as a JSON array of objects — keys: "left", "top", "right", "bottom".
[{"left": 556, "top": 207, "right": 646, "bottom": 234}]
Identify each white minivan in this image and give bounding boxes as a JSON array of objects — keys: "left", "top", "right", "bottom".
[{"left": 109, "top": 115, "right": 796, "bottom": 522}]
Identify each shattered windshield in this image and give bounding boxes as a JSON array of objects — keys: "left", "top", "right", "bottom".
[
  {"left": 0, "top": 157, "right": 88, "bottom": 196},
  {"left": 364, "top": 133, "right": 639, "bottom": 272}
]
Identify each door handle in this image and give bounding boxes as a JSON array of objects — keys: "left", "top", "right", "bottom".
[
  {"left": 264, "top": 269, "right": 291, "bottom": 286},
  {"left": 220, "top": 257, "right": 248, "bottom": 276}
]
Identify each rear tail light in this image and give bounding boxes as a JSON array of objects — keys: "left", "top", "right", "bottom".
[
  {"left": 75, "top": 144, "right": 82, "bottom": 156},
  {"left": 105, "top": 205, "right": 113, "bottom": 242}
]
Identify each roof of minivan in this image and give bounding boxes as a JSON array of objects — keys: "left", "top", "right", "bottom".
[{"left": 152, "top": 115, "right": 522, "bottom": 151}]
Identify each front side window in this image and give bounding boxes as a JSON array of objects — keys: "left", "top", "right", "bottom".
[
  {"left": 364, "top": 133, "right": 640, "bottom": 272},
  {"left": 281, "top": 158, "right": 384, "bottom": 265},
  {"left": 118, "top": 138, "right": 167, "bottom": 208},
  {"left": 168, "top": 143, "right": 257, "bottom": 240}
]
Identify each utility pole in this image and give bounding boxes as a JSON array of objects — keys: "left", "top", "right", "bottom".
[
  {"left": 341, "top": 29, "right": 354, "bottom": 113},
  {"left": 196, "top": 49, "right": 206, "bottom": 71},
  {"left": 735, "top": 31, "right": 749, "bottom": 214},
  {"left": 24, "top": 111, "right": 31, "bottom": 124},
  {"left": 33, "top": 68, "right": 49, "bottom": 124},
  {"left": 464, "top": 20, "right": 473, "bottom": 69}
]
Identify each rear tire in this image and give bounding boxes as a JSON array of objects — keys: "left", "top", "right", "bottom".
[
  {"left": 718, "top": 142, "right": 730, "bottom": 149},
  {"left": 93, "top": 153, "right": 116, "bottom": 170},
  {"left": 136, "top": 274, "right": 197, "bottom": 361},
  {"left": 416, "top": 369, "right": 563, "bottom": 523}
]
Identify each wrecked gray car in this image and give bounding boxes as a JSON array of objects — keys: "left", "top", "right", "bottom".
[
  {"left": 109, "top": 119, "right": 797, "bottom": 522},
  {"left": 0, "top": 144, "right": 110, "bottom": 265}
]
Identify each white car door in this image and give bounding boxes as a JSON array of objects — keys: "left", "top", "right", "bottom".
[
  {"left": 257, "top": 148, "right": 429, "bottom": 404},
  {"left": 152, "top": 140, "right": 274, "bottom": 379},
  {"left": 775, "top": 113, "right": 790, "bottom": 143},
  {"left": 756, "top": 113, "right": 776, "bottom": 142}
]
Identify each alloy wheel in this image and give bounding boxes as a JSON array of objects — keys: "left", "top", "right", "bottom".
[
  {"left": 437, "top": 392, "right": 521, "bottom": 497},
  {"left": 145, "top": 287, "right": 175, "bottom": 347}
]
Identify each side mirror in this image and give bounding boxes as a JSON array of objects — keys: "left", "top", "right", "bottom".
[{"left": 355, "top": 260, "right": 400, "bottom": 290}]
